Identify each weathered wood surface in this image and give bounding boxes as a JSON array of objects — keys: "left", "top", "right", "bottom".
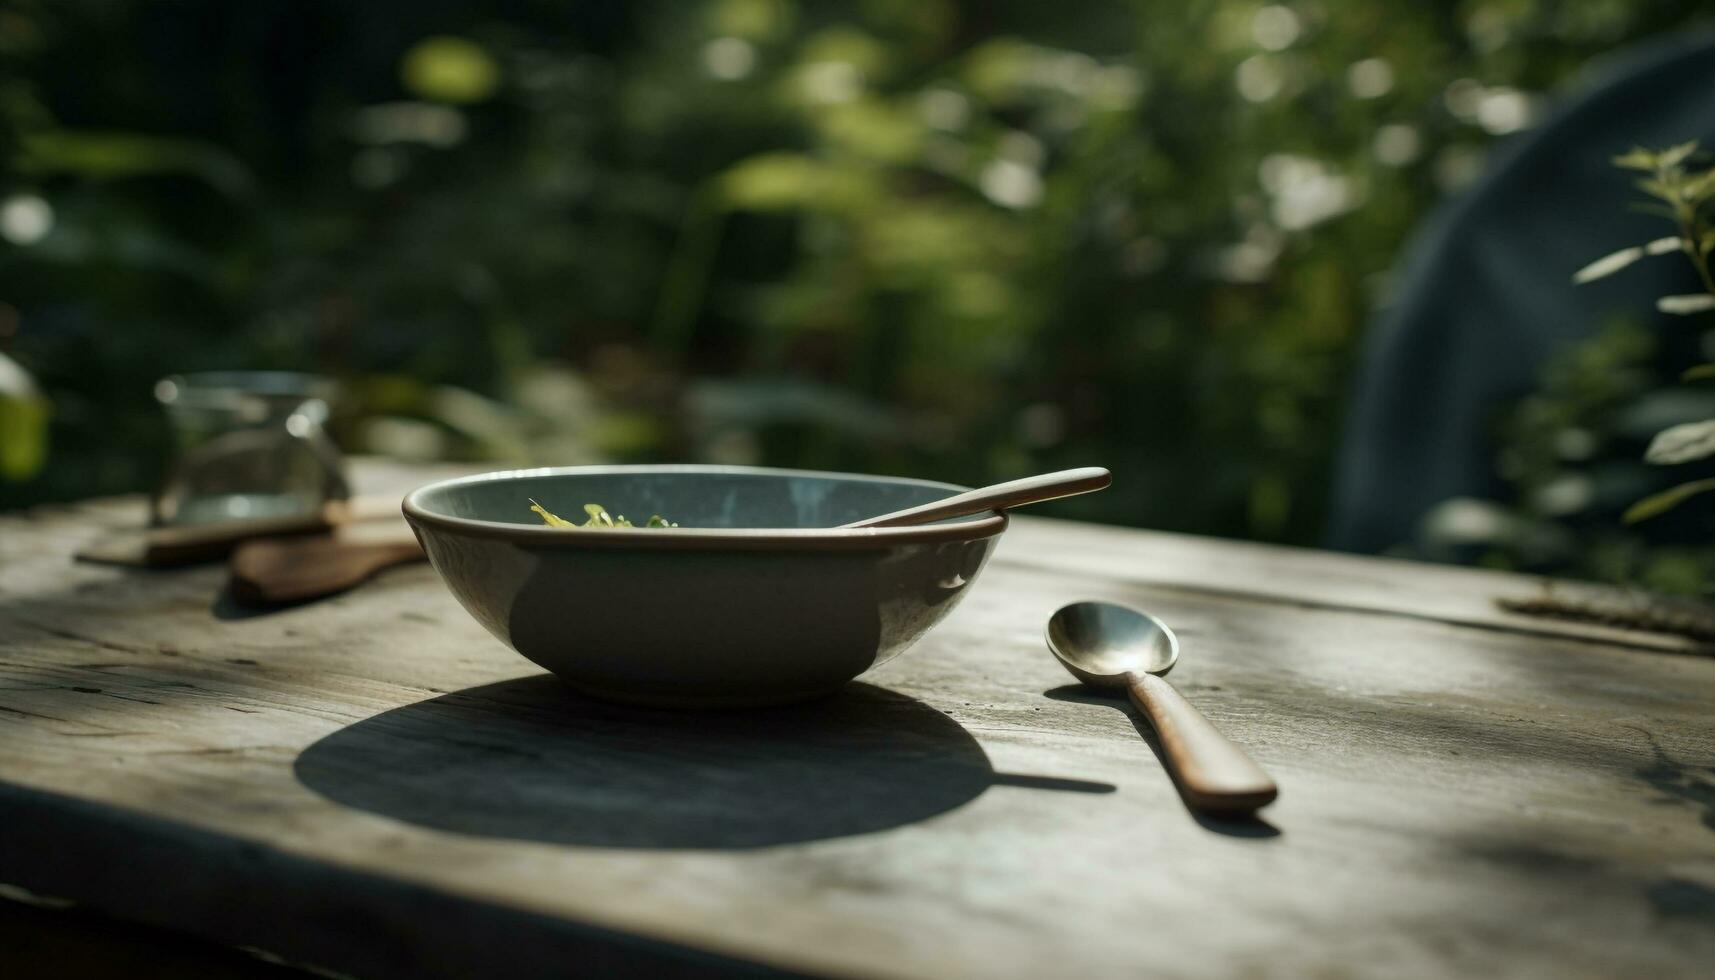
[
  {"left": 1002, "top": 517, "right": 1715, "bottom": 655},
  {"left": 2, "top": 459, "right": 1714, "bottom": 979}
]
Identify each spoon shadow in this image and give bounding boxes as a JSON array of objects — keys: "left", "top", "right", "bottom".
[
  {"left": 1043, "top": 685, "right": 1282, "bottom": 839},
  {"left": 210, "top": 584, "right": 325, "bottom": 620}
]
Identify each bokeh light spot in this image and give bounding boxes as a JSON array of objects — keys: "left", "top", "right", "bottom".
[
  {"left": 401, "top": 36, "right": 500, "bottom": 104},
  {"left": 0, "top": 195, "right": 52, "bottom": 245},
  {"left": 1372, "top": 124, "right": 1422, "bottom": 166},
  {"left": 1347, "top": 58, "right": 1394, "bottom": 99},
  {"left": 1251, "top": 6, "right": 1302, "bottom": 51},
  {"left": 703, "top": 37, "right": 756, "bottom": 80},
  {"left": 979, "top": 159, "right": 1043, "bottom": 209},
  {"left": 1235, "top": 56, "right": 1284, "bottom": 102}
]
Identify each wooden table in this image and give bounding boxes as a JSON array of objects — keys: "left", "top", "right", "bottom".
[{"left": 3, "top": 460, "right": 1714, "bottom": 979}]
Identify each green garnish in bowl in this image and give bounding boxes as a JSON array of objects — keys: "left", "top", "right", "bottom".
[{"left": 529, "top": 499, "right": 677, "bottom": 529}]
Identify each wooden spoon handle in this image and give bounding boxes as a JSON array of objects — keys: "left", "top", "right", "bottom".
[
  {"left": 228, "top": 535, "right": 424, "bottom": 606},
  {"left": 1126, "top": 672, "right": 1277, "bottom": 813},
  {"left": 841, "top": 467, "right": 1111, "bottom": 529}
]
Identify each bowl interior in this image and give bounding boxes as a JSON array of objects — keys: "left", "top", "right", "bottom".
[{"left": 412, "top": 467, "right": 978, "bottom": 530}]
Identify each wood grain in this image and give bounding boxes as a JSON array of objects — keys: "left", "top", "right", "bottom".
[
  {"left": 2, "top": 458, "right": 1713, "bottom": 980},
  {"left": 1125, "top": 671, "right": 1277, "bottom": 813},
  {"left": 1002, "top": 516, "right": 1715, "bottom": 655}
]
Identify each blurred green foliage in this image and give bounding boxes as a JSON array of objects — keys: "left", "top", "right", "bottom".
[{"left": 2, "top": 0, "right": 1712, "bottom": 544}]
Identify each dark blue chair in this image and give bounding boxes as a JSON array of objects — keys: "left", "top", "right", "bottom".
[{"left": 1328, "top": 31, "right": 1715, "bottom": 553}]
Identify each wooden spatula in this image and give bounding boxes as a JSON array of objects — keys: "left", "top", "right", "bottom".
[
  {"left": 75, "top": 511, "right": 337, "bottom": 568},
  {"left": 227, "top": 525, "right": 424, "bottom": 606},
  {"left": 76, "top": 496, "right": 403, "bottom": 568}
]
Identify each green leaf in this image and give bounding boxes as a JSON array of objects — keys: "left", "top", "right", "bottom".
[
  {"left": 0, "top": 352, "right": 50, "bottom": 481},
  {"left": 528, "top": 498, "right": 577, "bottom": 528},
  {"left": 1613, "top": 147, "right": 1660, "bottom": 171},
  {"left": 717, "top": 153, "right": 876, "bottom": 212},
  {"left": 1624, "top": 477, "right": 1715, "bottom": 524},
  {"left": 400, "top": 36, "right": 499, "bottom": 104},
  {"left": 582, "top": 503, "right": 619, "bottom": 527},
  {"left": 17, "top": 130, "right": 252, "bottom": 197},
  {"left": 0, "top": 396, "right": 49, "bottom": 480},
  {"left": 1680, "top": 363, "right": 1715, "bottom": 382},
  {"left": 1657, "top": 294, "right": 1715, "bottom": 315},
  {"left": 1572, "top": 237, "right": 1686, "bottom": 283},
  {"left": 815, "top": 98, "right": 925, "bottom": 164},
  {"left": 1635, "top": 176, "right": 1676, "bottom": 202},
  {"left": 710, "top": 0, "right": 795, "bottom": 41},
  {"left": 1645, "top": 418, "right": 1715, "bottom": 463},
  {"left": 1659, "top": 141, "right": 1700, "bottom": 169},
  {"left": 1645, "top": 235, "right": 1685, "bottom": 255},
  {"left": 1681, "top": 168, "right": 1715, "bottom": 205},
  {"left": 529, "top": 500, "right": 675, "bottom": 529},
  {"left": 1571, "top": 245, "right": 1644, "bottom": 284}
]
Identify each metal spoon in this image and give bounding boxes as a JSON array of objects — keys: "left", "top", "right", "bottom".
[
  {"left": 842, "top": 467, "right": 1111, "bottom": 529},
  {"left": 1046, "top": 601, "right": 1277, "bottom": 813}
]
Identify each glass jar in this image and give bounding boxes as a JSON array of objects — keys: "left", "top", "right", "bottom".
[{"left": 152, "top": 371, "right": 350, "bottom": 526}]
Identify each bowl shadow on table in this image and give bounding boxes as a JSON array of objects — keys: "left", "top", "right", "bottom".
[
  {"left": 294, "top": 676, "right": 1114, "bottom": 850},
  {"left": 1041, "top": 685, "right": 1282, "bottom": 840}
]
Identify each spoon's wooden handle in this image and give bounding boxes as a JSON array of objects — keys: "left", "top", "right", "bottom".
[
  {"left": 228, "top": 535, "right": 424, "bottom": 606},
  {"left": 842, "top": 467, "right": 1111, "bottom": 529},
  {"left": 1126, "top": 672, "right": 1277, "bottom": 813}
]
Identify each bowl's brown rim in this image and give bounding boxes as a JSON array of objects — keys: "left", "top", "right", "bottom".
[{"left": 401, "top": 464, "right": 1009, "bottom": 552}]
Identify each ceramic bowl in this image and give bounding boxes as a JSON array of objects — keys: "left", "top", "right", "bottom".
[{"left": 402, "top": 465, "right": 1007, "bottom": 708}]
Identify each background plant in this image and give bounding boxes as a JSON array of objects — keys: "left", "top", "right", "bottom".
[
  {"left": 3, "top": 0, "right": 1712, "bottom": 550},
  {"left": 1413, "top": 143, "right": 1715, "bottom": 593},
  {"left": 1577, "top": 144, "right": 1715, "bottom": 523}
]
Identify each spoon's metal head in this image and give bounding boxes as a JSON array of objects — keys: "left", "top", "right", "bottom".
[{"left": 1045, "top": 601, "right": 1179, "bottom": 689}]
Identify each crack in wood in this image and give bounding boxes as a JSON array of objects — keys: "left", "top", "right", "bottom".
[
  {"left": 9, "top": 620, "right": 163, "bottom": 658},
  {"left": 54, "top": 731, "right": 151, "bottom": 738},
  {"left": 0, "top": 703, "right": 75, "bottom": 724},
  {"left": 1499, "top": 594, "right": 1715, "bottom": 645},
  {"left": 994, "top": 554, "right": 1715, "bottom": 658}
]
